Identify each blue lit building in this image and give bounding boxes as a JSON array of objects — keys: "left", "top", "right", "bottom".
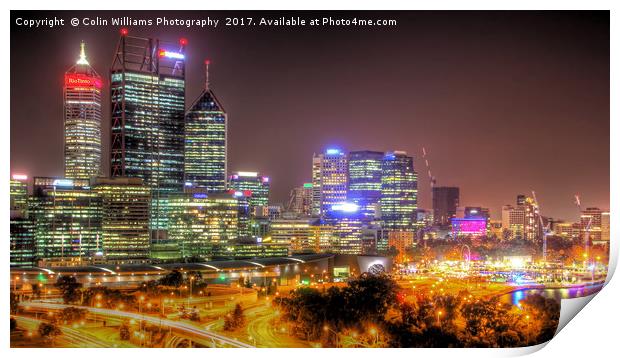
[
  {"left": 323, "top": 202, "right": 364, "bottom": 254},
  {"left": 312, "top": 148, "right": 348, "bottom": 216},
  {"left": 347, "top": 150, "right": 384, "bottom": 221},
  {"left": 380, "top": 151, "right": 418, "bottom": 230}
]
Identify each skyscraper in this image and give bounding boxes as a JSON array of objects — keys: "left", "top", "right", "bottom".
[
  {"left": 228, "top": 171, "right": 270, "bottom": 213},
  {"left": 380, "top": 151, "right": 418, "bottom": 230},
  {"left": 432, "top": 187, "right": 459, "bottom": 226},
  {"left": 312, "top": 148, "right": 348, "bottom": 215},
  {"left": 347, "top": 150, "right": 384, "bottom": 221},
  {"left": 184, "top": 60, "right": 227, "bottom": 192},
  {"left": 110, "top": 32, "right": 186, "bottom": 234},
  {"left": 64, "top": 42, "right": 102, "bottom": 180},
  {"left": 93, "top": 177, "right": 151, "bottom": 264}
]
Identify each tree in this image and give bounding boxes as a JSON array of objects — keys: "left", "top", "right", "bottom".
[
  {"left": 223, "top": 303, "right": 245, "bottom": 331},
  {"left": 520, "top": 294, "right": 560, "bottom": 344},
  {"left": 38, "top": 322, "right": 61, "bottom": 344},
  {"left": 10, "top": 292, "right": 19, "bottom": 314},
  {"left": 158, "top": 270, "right": 184, "bottom": 288},
  {"left": 59, "top": 307, "right": 87, "bottom": 324},
  {"left": 119, "top": 322, "right": 131, "bottom": 340},
  {"left": 55, "top": 276, "right": 82, "bottom": 304}
]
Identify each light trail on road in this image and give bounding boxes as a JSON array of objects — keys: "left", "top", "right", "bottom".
[{"left": 20, "top": 301, "right": 255, "bottom": 348}]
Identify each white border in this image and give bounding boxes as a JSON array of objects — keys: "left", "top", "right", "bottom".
[{"left": 3, "top": 1, "right": 616, "bottom": 358}]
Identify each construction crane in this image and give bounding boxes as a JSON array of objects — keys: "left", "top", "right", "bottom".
[
  {"left": 421, "top": 147, "right": 437, "bottom": 189},
  {"left": 531, "top": 191, "right": 550, "bottom": 263}
]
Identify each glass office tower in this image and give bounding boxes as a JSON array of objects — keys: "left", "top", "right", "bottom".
[
  {"left": 380, "top": 151, "right": 418, "bottom": 230},
  {"left": 110, "top": 32, "right": 186, "bottom": 235},
  {"left": 184, "top": 60, "right": 227, "bottom": 192},
  {"left": 347, "top": 150, "right": 384, "bottom": 221}
]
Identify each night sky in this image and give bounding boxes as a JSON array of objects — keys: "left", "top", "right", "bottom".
[{"left": 10, "top": 11, "right": 609, "bottom": 221}]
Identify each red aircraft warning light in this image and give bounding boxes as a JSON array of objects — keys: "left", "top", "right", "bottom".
[
  {"left": 120, "top": 28, "right": 129, "bottom": 36},
  {"left": 179, "top": 38, "right": 188, "bottom": 46}
]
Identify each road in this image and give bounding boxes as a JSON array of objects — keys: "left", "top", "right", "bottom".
[
  {"left": 12, "top": 315, "right": 112, "bottom": 348},
  {"left": 20, "top": 301, "right": 254, "bottom": 348}
]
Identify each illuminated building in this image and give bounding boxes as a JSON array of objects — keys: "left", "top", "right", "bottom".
[
  {"left": 580, "top": 207, "right": 604, "bottom": 244},
  {"left": 210, "top": 242, "right": 289, "bottom": 259},
  {"left": 168, "top": 191, "right": 240, "bottom": 259},
  {"left": 432, "top": 187, "right": 459, "bottom": 226},
  {"left": 31, "top": 177, "right": 102, "bottom": 267},
  {"left": 501, "top": 195, "right": 539, "bottom": 241},
  {"left": 311, "top": 224, "right": 335, "bottom": 253},
  {"left": 10, "top": 175, "right": 35, "bottom": 267},
  {"left": 93, "top": 177, "right": 150, "bottom": 264},
  {"left": 269, "top": 218, "right": 314, "bottom": 253},
  {"left": 501, "top": 204, "right": 525, "bottom": 240},
  {"left": 312, "top": 149, "right": 348, "bottom": 215},
  {"left": 451, "top": 218, "right": 487, "bottom": 238},
  {"left": 10, "top": 174, "right": 29, "bottom": 214},
  {"left": 464, "top": 206, "right": 490, "bottom": 234},
  {"left": 64, "top": 42, "right": 102, "bottom": 180},
  {"left": 552, "top": 221, "right": 580, "bottom": 240},
  {"left": 110, "top": 32, "right": 186, "bottom": 234},
  {"left": 184, "top": 60, "right": 227, "bottom": 192},
  {"left": 522, "top": 196, "right": 540, "bottom": 241},
  {"left": 601, "top": 212, "right": 610, "bottom": 244},
  {"left": 416, "top": 209, "right": 434, "bottom": 228},
  {"left": 387, "top": 231, "right": 414, "bottom": 263},
  {"left": 228, "top": 172, "right": 270, "bottom": 213},
  {"left": 287, "top": 183, "right": 313, "bottom": 216},
  {"left": 324, "top": 203, "right": 363, "bottom": 254},
  {"left": 380, "top": 151, "right": 418, "bottom": 230},
  {"left": 347, "top": 150, "right": 384, "bottom": 221}
]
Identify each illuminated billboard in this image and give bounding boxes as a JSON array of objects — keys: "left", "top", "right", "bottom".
[{"left": 64, "top": 73, "right": 102, "bottom": 89}]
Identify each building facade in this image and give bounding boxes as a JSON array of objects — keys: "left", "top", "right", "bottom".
[
  {"left": 380, "top": 151, "right": 418, "bottom": 230},
  {"left": 228, "top": 172, "right": 270, "bottom": 215},
  {"left": 168, "top": 191, "right": 240, "bottom": 258},
  {"left": 93, "top": 177, "right": 151, "bottom": 264},
  {"left": 31, "top": 177, "right": 102, "bottom": 267},
  {"left": 110, "top": 33, "right": 186, "bottom": 234},
  {"left": 184, "top": 61, "right": 227, "bottom": 192},
  {"left": 347, "top": 150, "right": 384, "bottom": 221},
  {"left": 64, "top": 42, "right": 102, "bottom": 180},
  {"left": 432, "top": 187, "right": 459, "bottom": 226},
  {"left": 312, "top": 149, "right": 348, "bottom": 215},
  {"left": 288, "top": 183, "right": 314, "bottom": 216},
  {"left": 10, "top": 175, "right": 35, "bottom": 267}
]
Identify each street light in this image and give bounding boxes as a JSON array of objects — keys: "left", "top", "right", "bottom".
[
  {"left": 323, "top": 325, "right": 340, "bottom": 347},
  {"left": 369, "top": 326, "right": 378, "bottom": 346}
]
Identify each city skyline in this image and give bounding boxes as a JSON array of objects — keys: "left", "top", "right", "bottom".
[{"left": 10, "top": 11, "right": 610, "bottom": 220}]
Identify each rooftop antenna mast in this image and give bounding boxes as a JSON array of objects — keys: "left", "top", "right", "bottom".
[{"left": 204, "top": 59, "right": 210, "bottom": 90}]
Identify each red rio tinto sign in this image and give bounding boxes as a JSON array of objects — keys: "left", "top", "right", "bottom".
[{"left": 65, "top": 74, "right": 102, "bottom": 89}]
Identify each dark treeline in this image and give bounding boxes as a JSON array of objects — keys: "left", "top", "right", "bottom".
[{"left": 275, "top": 273, "right": 559, "bottom": 348}]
